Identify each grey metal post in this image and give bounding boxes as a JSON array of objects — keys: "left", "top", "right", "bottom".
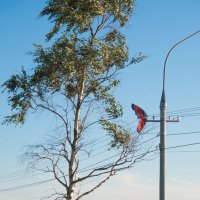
[
  {"left": 159, "top": 90, "right": 166, "bottom": 200},
  {"left": 159, "top": 30, "right": 200, "bottom": 200}
]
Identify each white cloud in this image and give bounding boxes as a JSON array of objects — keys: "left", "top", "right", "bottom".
[
  {"left": 87, "top": 172, "right": 158, "bottom": 200},
  {"left": 0, "top": 172, "right": 199, "bottom": 200},
  {"left": 167, "top": 177, "right": 200, "bottom": 200},
  {"left": 86, "top": 172, "right": 200, "bottom": 200}
]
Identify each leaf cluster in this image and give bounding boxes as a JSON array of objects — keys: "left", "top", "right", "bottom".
[
  {"left": 100, "top": 119, "right": 130, "bottom": 148},
  {"left": 40, "top": 0, "right": 135, "bottom": 40}
]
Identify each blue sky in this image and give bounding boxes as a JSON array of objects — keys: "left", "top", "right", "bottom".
[{"left": 1, "top": 1, "right": 200, "bottom": 200}]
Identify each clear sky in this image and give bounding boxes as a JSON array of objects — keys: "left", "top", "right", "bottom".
[{"left": 1, "top": 1, "right": 200, "bottom": 200}]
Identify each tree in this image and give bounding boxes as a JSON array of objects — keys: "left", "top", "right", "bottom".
[{"left": 2, "top": 1, "right": 147, "bottom": 200}]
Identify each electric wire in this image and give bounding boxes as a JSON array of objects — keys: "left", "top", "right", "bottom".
[
  {"left": 167, "top": 150, "right": 200, "bottom": 153},
  {"left": 150, "top": 106, "right": 200, "bottom": 118},
  {"left": 2, "top": 105, "right": 200, "bottom": 193},
  {"left": 1, "top": 140, "right": 200, "bottom": 193},
  {"left": 1, "top": 127, "right": 199, "bottom": 185},
  {"left": 167, "top": 130, "right": 200, "bottom": 136},
  {"left": 0, "top": 135, "right": 110, "bottom": 181},
  {"left": 0, "top": 141, "right": 111, "bottom": 183},
  {"left": 0, "top": 144, "right": 157, "bottom": 192},
  {"left": 0, "top": 122, "right": 157, "bottom": 182}
]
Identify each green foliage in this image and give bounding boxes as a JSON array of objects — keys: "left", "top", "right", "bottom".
[
  {"left": 2, "top": 68, "right": 32, "bottom": 124},
  {"left": 130, "top": 52, "right": 148, "bottom": 64},
  {"left": 40, "top": 0, "right": 135, "bottom": 40},
  {"left": 2, "top": 0, "right": 141, "bottom": 145},
  {"left": 100, "top": 119, "right": 130, "bottom": 147}
]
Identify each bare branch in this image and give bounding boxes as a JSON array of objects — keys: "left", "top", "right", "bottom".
[{"left": 76, "top": 172, "right": 114, "bottom": 200}]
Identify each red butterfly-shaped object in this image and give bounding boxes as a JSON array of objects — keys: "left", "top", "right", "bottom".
[{"left": 131, "top": 104, "right": 147, "bottom": 133}]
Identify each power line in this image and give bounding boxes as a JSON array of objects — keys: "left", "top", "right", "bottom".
[
  {"left": 1, "top": 107, "right": 200, "bottom": 191},
  {"left": 137, "top": 130, "right": 200, "bottom": 136},
  {"left": 0, "top": 141, "right": 111, "bottom": 183},
  {"left": 167, "top": 130, "right": 200, "bottom": 136},
  {"left": 165, "top": 142, "right": 200, "bottom": 150},
  {"left": 150, "top": 106, "right": 200, "bottom": 118},
  {"left": 167, "top": 150, "right": 200, "bottom": 153},
  {"left": 178, "top": 113, "right": 200, "bottom": 118},
  {"left": 0, "top": 148, "right": 151, "bottom": 192},
  {"left": 1, "top": 128, "right": 199, "bottom": 184},
  {"left": 0, "top": 122, "right": 158, "bottom": 182},
  {"left": 0, "top": 178, "right": 55, "bottom": 193},
  {"left": 0, "top": 136, "right": 110, "bottom": 181},
  {"left": 1, "top": 140, "right": 200, "bottom": 193},
  {"left": 167, "top": 106, "right": 200, "bottom": 114},
  {"left": 4, "top": 125, "right": 196, "bottom": 184}
]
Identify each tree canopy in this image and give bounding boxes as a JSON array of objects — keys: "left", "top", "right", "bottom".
[{"left": 2, "top": 1, "right": 147, "bottom": 200}]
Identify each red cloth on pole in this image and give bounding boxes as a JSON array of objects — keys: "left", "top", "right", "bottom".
[{"left": 131, "top": 104, "right": 147, "bottom": 133}]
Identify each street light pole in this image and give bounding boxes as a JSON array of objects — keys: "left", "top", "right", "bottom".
[
  {"left": 159, "top": 89, "right": 166, "bottom": 200},
  {"left": 159, "top": 30, "right": 200, "bottom": 200}
]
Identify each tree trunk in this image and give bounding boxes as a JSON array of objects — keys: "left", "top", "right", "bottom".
[{"left": 68, "top": 73, "right": 85, "bottom": 200}]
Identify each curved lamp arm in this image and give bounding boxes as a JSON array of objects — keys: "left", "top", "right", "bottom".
[{"left": 162, "top": 30, "right": 200, "bottom": 92}]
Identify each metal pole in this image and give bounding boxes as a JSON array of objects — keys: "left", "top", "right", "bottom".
[
  {"left": 159, "top": 30, "right": 200, "bottom": 200},
  {"left": 159, "top": 90, "right": 166, "bottom": 200}
]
